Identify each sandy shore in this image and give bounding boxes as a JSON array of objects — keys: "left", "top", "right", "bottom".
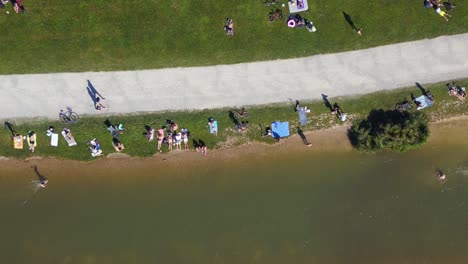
[{"left": 0, "top": 115, "right": 466, "bottom": 172}]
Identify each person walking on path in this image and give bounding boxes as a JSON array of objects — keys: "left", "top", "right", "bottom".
[{"left": 86, "top": 80, "right": 106, "bottom": 111}]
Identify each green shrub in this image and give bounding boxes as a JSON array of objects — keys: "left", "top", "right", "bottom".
[{"left": 348, "top": 109, "right": 429, "bottom": 152}]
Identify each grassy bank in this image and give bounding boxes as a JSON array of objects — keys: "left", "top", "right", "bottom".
[
  {"left": 1, "top": 80, "right": 466, "bottom": 161},
  {"left": 1, "top": 1, "right": 467, "bottom": 74}
]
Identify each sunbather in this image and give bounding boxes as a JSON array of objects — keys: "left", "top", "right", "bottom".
[
  {"left": 27, "top": 131, "right": 36, "bottom": 152},
  {"left": 175, "top": 132, "right": 182, "bottom": 150},
  {"left": 112, "top": 138, "right": 125, "bottom": 152},
  {"left": 167, "top": 133, "right": 173, "bottom": 151},
  {"left": 166, "top": 119, "right": 179, "bottom": 132},
  {"left": 144, "top": 125, "right": 155, "bottom": 141},
  {"left": 63, "top": 128, "right": 73, "bottom": 140},
  {"left": 224, "top": 18, "right": 234, "bottom": 36},
  {"left": 181, "top": 128, "right": 189, "bottom": 150}
]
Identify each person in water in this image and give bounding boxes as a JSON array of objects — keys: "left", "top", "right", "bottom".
[
  {"left": 39, "top": 179, "right": 48, "bottom": 188},
  {"left": 436, "top": 169, "right": 446, "bottom": 181}
]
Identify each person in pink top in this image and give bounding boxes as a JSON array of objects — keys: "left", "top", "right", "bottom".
[{"left": 157, "top": 127, "right": 165, "bottom": 151}]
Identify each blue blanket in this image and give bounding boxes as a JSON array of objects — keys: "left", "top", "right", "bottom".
[
  {"left": 271, "top": 121, "right": 290, "bottom": 138},
  {"left": 415, "top": 95, "right": 433, "bottom": 110},
  {"left": 209, "top": 121, "right": 218, "bottom": 134}
]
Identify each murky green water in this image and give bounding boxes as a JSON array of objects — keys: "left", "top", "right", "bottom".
[{"left": 1, "top": 121, "right": 467, "bottom": 264}]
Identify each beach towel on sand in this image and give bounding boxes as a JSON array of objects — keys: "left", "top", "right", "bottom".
[
  {"left": 209, "top": 121, "right": 218, "bottom": 134},
  {"left": 61, "top": 131, "right": 77, "bottom": 146},
  {"left": 51, "top": 133, "right": 59, "bottom": 147},
  {"left": 13, "top": 135, "right": 23, "bottom": 149}
]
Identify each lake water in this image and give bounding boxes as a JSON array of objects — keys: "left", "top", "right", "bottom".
[{"left": 1, "top": 119, "right": 467, "bottom": 264}]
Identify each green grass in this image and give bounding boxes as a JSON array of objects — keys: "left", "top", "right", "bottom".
[
  {"left": 1, "top": 1, "right": 467, "bottom": 74},
  {"left": 1, "top": 80, "right": 466, "bottom": 161}
]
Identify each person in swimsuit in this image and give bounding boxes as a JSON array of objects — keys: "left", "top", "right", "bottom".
[
  {"left": 157, "top": 127, "right": 165, "bottom": 151},
  {"left": 28, "top": 131, "right": 36, "bottom": 153},
  {"left": 175, "top": 132, "right": 182, "bottom": 150}
]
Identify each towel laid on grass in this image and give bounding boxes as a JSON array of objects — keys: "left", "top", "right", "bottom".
[{"left": 61, "top": 131, "right": 77, "bottom": 146}]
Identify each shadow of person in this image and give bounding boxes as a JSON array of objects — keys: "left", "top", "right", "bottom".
[
  {"left": 343, "top": 11, "right": 358, "bottom": 31},
  {"left": 87, "top": 86, "right": 97, "bottom": 105},
  {"left": 297, "top": 127, "right": 312, "bottom": 146},
  {"left": 33, "top": 165, "right": 47, "bottom": 183},
  {"left": 4, "top": 121, "right": 17, "bottom": 137},
  {"left": 192, "top": 139, "right": 200, "bottom": 149},
  {"left": 415, "top": 82, "right": 428, "bottom": 96},
  {"left": 87, "top": 80, "right": 105, "bottom": 99},
  {"left": 321, "top": 94, "right": 333, "bottom": 111},
  {"left": 198, "top": 139, "right": 206, "bottom": 147},
  {"left": 228, "top": 111, "right": 241, "bottom": 128}
]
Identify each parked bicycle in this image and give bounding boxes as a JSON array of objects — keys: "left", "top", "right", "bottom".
[
  {"left": 59, "top": 107, "right": 80, "bottom": 124},
  {"left": 395, "top": 100, "right": 413, "bottom": 112},
  {"left": 231, "top": 107, "right": 249, "bottom": 118}
]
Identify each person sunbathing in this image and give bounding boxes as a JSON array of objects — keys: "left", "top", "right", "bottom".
[
  {"left": 156, "top": 127, "right": 165, "bottom": 151},
  {"left": 63, "top": 128, "right": 73, "bottom": 140},
  {"left": 112, "top": 139, "right": 125, "bottom": 152},
  {"left": 224, "top": 18, "right": 234, "bottom": 36}
]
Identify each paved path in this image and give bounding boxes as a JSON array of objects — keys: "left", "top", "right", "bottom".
[{"left": 1, "top": 33, "right": 468, "bottom": 120}]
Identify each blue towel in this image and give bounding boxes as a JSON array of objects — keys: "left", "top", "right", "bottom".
[
  {"left": 415, "top": 95, "right": 433, "bottom": 110},
  {"left": 271, "top": 121, "right": 290, "bottom": 138},
  {"left": 209, "top": 121, "right": 218, "bottom": 134}
]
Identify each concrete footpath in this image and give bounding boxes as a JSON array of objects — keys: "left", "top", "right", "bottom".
[{"left": 1, "top": 33, "right": 468, "bottom": 120}]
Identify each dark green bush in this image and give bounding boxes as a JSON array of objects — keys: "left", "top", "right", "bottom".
[{"left": 348, "top": 109, "right": 429, "bottom": 152}]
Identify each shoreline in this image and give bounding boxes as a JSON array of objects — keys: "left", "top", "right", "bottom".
[{"left": 1, "top": 115, "right": 466, "bottom": 166}]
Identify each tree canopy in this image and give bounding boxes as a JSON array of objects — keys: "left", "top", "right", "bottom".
[{"left": 348, "top": 109, "right": 429, "bottom": 152}]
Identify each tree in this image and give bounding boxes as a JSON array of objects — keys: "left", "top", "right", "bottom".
[{"left": 348, "top": 109, "right": 429, "bottom": 152}]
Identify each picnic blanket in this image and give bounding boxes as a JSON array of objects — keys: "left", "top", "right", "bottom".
[
  {"left": 271, "top": 121, "right": 290, "bottom": 139},
  {"left": 61, "top": 131, "right": 77, "bottom": 146},
  {"left": 13, "top": 135, "right": 23, "bottom": 149},
  {"left": 209, "top": 121, "right": 218, "bottom": 134},
  {"left": 297, "top": 107, "right": 308, "bottom": 126},
  {"left": 51, "top": 133, "right": 59, "bottom": 147},
  {"left": 415, "top": 95, "right": 434, "bottom": 110}
]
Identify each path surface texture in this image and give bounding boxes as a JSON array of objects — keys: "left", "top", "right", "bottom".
[{"left": 1, "top": 34, "right": 468, "bottom": 120}]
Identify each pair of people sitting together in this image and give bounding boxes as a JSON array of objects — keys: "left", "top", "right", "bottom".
[{"left": 447, "top": 82, "right": 466, "bottom": 100}]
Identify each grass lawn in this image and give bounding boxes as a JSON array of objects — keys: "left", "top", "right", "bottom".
[
  {"left": 0, "top": 1, "right": 467, "bottom": 74},
  {"left": 1, "top": 80, "right": 466, "bottom": 161}
]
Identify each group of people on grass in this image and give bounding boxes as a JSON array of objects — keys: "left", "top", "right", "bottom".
[
  {"left": 146, "top": 119, "right": 191, "bottom": 153},
  {"left": 447, "top": 82, "right": 466, "bottom": 100},
  {"left": 0, "top": 0, "right": 26, "bottom": 14},
  {"left": 424, "top": 0, "right": 456, "bottom": 21}
]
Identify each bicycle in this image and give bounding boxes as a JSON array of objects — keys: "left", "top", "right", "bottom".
[
  {"left": 268, "top": 8, "right": 283, "bottom": 22},
  {"left": 59, "top": 107, "right": 80, "bottom": 124},
  {"left": 231, "top": 107, "right": 249, "bottom": 118},
  {"left": 395, "top": 100, "right": 413, "bottom": 112}
]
